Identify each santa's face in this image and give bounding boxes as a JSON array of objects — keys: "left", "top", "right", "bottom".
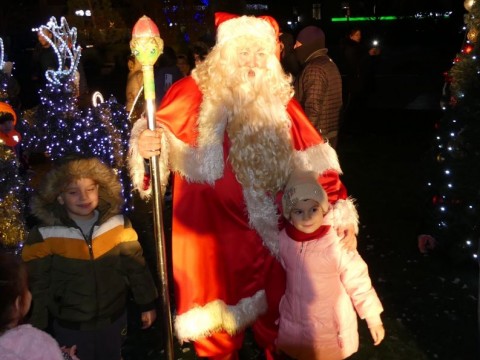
[{"left": 237, "top": 44, "right": 268, "bottom": 78}]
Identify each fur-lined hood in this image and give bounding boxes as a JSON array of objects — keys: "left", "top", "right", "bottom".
[{"left": 31, "top": 157, "right": 123, "bottom": 226}]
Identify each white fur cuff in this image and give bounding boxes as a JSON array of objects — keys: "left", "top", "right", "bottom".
[
  {"left": 331, "top": 197, "right": 359, "bottom": 234},
  {"left": 174, "top": 290, "right": 267, "bottom": 342}
]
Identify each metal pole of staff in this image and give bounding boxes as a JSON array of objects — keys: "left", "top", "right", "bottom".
[{"left": 130, "top": 15, "right": 174, "bottom": 360}]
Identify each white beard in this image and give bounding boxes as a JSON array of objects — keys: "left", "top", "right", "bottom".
[{"left": 226, "top": 68, "right": 293, "bottom": 194}]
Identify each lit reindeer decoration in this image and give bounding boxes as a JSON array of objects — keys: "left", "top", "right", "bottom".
[{"left": 34, "top": 17, "right": 82, "bottom": 94}]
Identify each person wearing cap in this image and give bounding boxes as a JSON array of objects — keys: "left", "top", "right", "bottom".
[
  {"left": 0, "top": 101, "right": 21, "bottom": 155},
  {"left": 129, "top": 12, "right": 359, "bottom": 360},
  {"left": 294, "top": 25, "right": 343, "bottom": 149},
  {"left": 277, "top": 170, "right": 385, "bottom": 359}
]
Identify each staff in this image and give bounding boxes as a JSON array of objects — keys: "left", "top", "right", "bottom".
[{"left": 130, "top": 15, "right": 174, "bottom": 360}]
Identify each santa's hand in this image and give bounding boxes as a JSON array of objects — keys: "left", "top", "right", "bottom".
[
  {"left": 337, "top": 224, "right": 357, "bottom": 252},
  {"left": 138, "top": 128, "right": 162, "bottom": 158}
]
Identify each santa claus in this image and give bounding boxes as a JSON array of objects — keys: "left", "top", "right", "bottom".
[{"left": 129, "top": 12, "right": 358, "bottom": 360}]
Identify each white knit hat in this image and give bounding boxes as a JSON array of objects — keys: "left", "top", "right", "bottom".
[{"left": 282, "top": 170, "right": 328, "bottom": 219}]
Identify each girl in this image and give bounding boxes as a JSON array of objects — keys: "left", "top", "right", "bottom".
[
  {"left": 277, "top": 170, "right": 385, "bottom": 360},
  {"left": 0, "top": 252, "right": 78, "bottom": 359}
]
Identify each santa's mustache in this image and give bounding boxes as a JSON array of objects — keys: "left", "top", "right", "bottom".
[{"left": 237, "top": 66, "right": 266, "bottom": 83}]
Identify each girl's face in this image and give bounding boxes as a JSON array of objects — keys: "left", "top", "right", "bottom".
[
  {"left": 19, "top": 288, "right": 32, "bottom": 319},
  {"left": 12, "top": 271, "right": 32, "bottom": 327},
  {"left": 57, "top": 178, "right": 99, "bottom": 221},
  {"left": 289, "top": 199, "right": 325, "bottom": 234}
]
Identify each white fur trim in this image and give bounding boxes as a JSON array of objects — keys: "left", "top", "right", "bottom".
[
  {"left": 331, "top": 198, "right": 359, "bottom": 234},
  {"left": 128, "top": 117, "right": 171, "bottom": 199},
  {"left": 293, "top": 141, "right": 342, "bottom": 174},
  {"left": 216, "top": 16, "right": 276, "bottom": 46},
  {"left": 174, "top": 289, "right": 267, "bottom": 341},
  {"left": 243, "top": 188, "right": 281, "bottom": 258},
  {"left": 165, "top": 119, "right": 226, "bottom": 184}
]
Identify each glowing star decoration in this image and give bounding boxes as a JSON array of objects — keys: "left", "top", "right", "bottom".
[
  {"left": 33, "top": 17, "right": 81, "bottom": 86},
  {"left": 130, "top": 16, "right": 164, "bottom": 101}
]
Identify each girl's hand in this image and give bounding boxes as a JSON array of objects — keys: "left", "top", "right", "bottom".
[{"left": 369, "top": 324, "right": 385, "bottom": 345}]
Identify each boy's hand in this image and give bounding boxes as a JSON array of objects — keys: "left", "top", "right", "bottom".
[
  {"left": 369, "top": 324, "right": 385, "bottom": 345},
  {"left": 141, "top": 309, "right": 157, "bottom": 329},
  {"left": 60, "top": 345, "right": 80, "bottom": 360}
]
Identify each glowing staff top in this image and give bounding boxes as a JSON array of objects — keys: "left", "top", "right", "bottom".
[
  {"left": 130, "top": 16, "right": 164, "bottom": 101},
  {"left": 33, "top": 17, "right": 81, "bottom": 86}
]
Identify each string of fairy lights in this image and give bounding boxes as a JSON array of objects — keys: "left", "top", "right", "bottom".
[
  {"left": 1, "top": 15, "right": 134, "bottom": 248},
  {"left": 424, "top": 0, "right": 480, "bottom": 262},
  {"left": 21, "top": 17, "right": 133, "bottom": 209}
]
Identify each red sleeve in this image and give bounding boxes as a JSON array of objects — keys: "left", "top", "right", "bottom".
[
  {"left": 286, "top": 98, "right": 347, "bottom": 202},
  {"left": 286, "top": 97, "right": 324, "bottom": 150},
  {"left": 319, "top": 170, "right": 348, "bottom": 203},
  {"left": 156, "top": 76, "right": 202, "bottom": 145}
]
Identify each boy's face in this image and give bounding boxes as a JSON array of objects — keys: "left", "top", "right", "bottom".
[
  {"left": 57, "top": 178, "right": 99, "bottom": 221},
  {"left": 289, "top": 199, "right": 325, "bottom": 234}
]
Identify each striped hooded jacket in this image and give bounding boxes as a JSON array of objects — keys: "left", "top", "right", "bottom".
[{"left": 22, "top": 157, "right": 157, "bottom": 330}]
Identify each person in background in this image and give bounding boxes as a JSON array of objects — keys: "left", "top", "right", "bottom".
[
  {"left": 294, "top": 25, "right": 343, "bottom": 149},
  {"left": 337, "top": 27, "right": 381, "bottom": 129},
  {"left": 176, "top": 53, "right": 192, "bottom": 76},
  {"left": 277, "top": 170, "right": 385, "bottom": 359},
  {"left": 31, "top": 29, "right": 58, "bottom": 92},
  {"left": 129, "top": 13, "right": 358, "bottom": 359},
  {"left": 125, "top": 54, "right": 144, "bottom": 116},
  {"left": 154, "top": 45, "right": 184, "bottom": 106},
  {"left": 279, "top": 31, "right": 300, "bottom": 80},
  {"left": 191, "top": 41, "right": 211, "bottom": 67},
  {"left": 22, "top": 156, "right": 158, "bottom": 360},
  {"left": 0, "top": 102, "right": 22, "bottom": 158},
  {"left": 0, "top": 252, "right": 79, "bottom": 360}
]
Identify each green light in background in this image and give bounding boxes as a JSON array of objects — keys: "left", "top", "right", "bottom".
[{"left": 331, "top": 16, "right": 398, "bottom": 22}]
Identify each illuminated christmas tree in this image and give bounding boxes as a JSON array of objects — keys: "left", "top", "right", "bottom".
[
  {"left": 421, "top": 0, "right": 480, "bottom": 264},
  {"left": 0, "top": 144, "right": 27, "bottom": 251},
  {"left": 0, "top": 36, "right": 27, "bottom": 253},
  {"left": 21, "top": 17, "right": 132, "bottom": 210}
]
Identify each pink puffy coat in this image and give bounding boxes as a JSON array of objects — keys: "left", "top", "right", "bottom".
[
  {"left": 0, "top": 324, "right": 65, "bottom": 360},
  {"left": 276, "top": 213, "right": 384, "bottom": 360}
]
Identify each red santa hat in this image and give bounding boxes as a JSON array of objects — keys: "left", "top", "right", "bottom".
[{"left": 214, "top": 12, "right": 279, "bottom": 46}]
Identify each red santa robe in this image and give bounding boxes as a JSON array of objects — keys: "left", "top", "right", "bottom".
[{"left": 129, "top": 76, "right": 358, "bottom": 356}]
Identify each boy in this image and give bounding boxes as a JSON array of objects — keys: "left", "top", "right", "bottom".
[{"left": 22, "top": 156, "right": 158, "bottom": 360}]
